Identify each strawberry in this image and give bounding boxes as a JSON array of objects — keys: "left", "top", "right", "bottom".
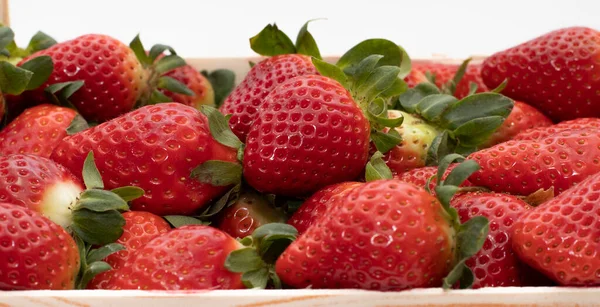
[
  {"left": 287, "top": 181, "right": 362, "bottom": 235},
  {"left": 0, "top": 104, "right": 87, "bottom": 158},
  {"left": 512, "top": 171, "right": 600, "bottom": 286},
  {"left": 451, "top": 192, "right": 532, "bottom": 288},
  {"left": 469, "top": 128, "right": 600, "bottom": 196},
  {"left": 404, "top": 60, "right": 488, "bottom": 99},
  {"left": 481, "top": 27, "right": 600, "bottom": 121},
  {"left": 396, "top": 164, "right": 473, "bottom": 192},
  {"left": 160, "top": 64, "right": 214, "bottom": 108},
  {"left": 483, "top": 101, "right": 552, "bottom": 147},
  {"left": 0, "top": 203, "right": 79, "bottom": 290},
  {"left": 107, "top": 225, "right": 245, "bottom": 290},
  {"left": 51, "top": 103, "right": 238, "bottom": 216},
  {"left": 217, "top": 190, "right": 286, "bottom": 239},
  {"left": 87, "top": 211, "right": 171, "bottom": 289},
  {"left": 514, "top": 117, "right": 600, "bottom": 141}
]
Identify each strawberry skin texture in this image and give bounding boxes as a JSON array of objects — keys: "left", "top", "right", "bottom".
[
  {"left": 50, "top": 103, "right": 237, "bottom": 216},
  {"left": 396, "top": 164, "right": 472, "bottom": 193},
  {"left": 404, "top": 60, "right": 488, "bottom": 99},
  {"left": 469, "top": 128, "right": 600, "bottom": 196},
  {"left": 512, "top": 171, "right": 600, "bottom": 286},
  {"left": 160, "top": 64, "right": 215, "bottom": 108},
  {"left": 0, "top": 104, "right": 78, "bottom": 158},
  {"left": 288, "top": 181, "right": 362, "bottom": 235},
  {"left": 276, "top": 179, "right": 456, "bottom": 290},
  {"left": 514, "top": 117, "right": 600, "bottom": 141},
  {"left": 107, "top": 225, "right": 243, "bottom": 290},
  {"left": 220, "top": 54, "right": 318, "bottom": 142},
  {"left": 17, "top": 34, "right": 147, "bottom": 122},
  {"left": 87, "top": 211, "right": 171, "bottom": 289},
  {"left": 243, "top": 75, "right": 370, "bottom": 197},
  {"left": 0, "top": 203, "right": 79, "bottom": 290},
  {"left": 483, "top": 101, "right": 552, "bottom": 147},
  {"left": 217, "top": 191, "right": 286, "bottom": 239},
  {"left": 451, "top": 192, "right": 532, "bottom": 288},
  {"left": 481, "top": 27, "right": 600, "bottom": 121}
]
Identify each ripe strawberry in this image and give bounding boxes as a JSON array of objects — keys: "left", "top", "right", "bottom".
[
  {"left": 404, "top": 60, "right": 488, "bottom": 99},
  {"left": 514, "top": 117, "right": 600, "bottom": 141},
  {"left": 51, "top": 103, "right": 238, "bottom": 216},
  {"left": 107, "top": 225, "right": 244, "bottom": 290},
  {"left": 0, "top": 203, "right": 79, "bottom": 290},
  {"left": 13, "top": 34, "right": 148, "bottom": 122},
  {"left": 219, "top": 54, "right": 318, "bottom": 141},
  {"left": 512, "top": 171, "right": 600, "bottom": 286},
  {"left": 396, "top": 164, "right": 473, "bottom": 192},
  {"left": 469, "top": 128, "right": 600, "bottom": 196},
  {"left": 481, "top": 27, "right": 600, "bottom": 121},
  {"left": 287, "top": 181, "right": 362, "bottom": 235},
  {"left": 0, "top": 104, "right": 86, "bottom": 158},
  {"left": 483, "top": 101, "right": 552, "bottom": 147},
  {"left": 160, "top": 64, "right": 215, "bottom": 108},
  {"left": 87, "top": 211, "right": 171, "bottom": 289},
  {"left": 451, "top": 192, "right": 532, "bottom": 288},
  {"left": 218, "top": 190, "right": 286, "bottom": 239}
]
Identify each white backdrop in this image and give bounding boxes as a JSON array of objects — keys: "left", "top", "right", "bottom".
[{"left": 8, "top": 0, "right": 600, "bottom": 59}]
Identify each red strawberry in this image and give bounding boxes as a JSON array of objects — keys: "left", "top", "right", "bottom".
[
  {"left": 217, "top": 190, "right": 286, "bottom": 239},
  {"left": 483, "top": 101, "right": 553, "bottom": 147},
  {"left": 107, "top": 225, "right": 244, "bottom": 290},
  {"left": 220, "top": 54, "right": 318, "bottom": 141},
  {"left": 160, "top": 64, "right": 214, "bottom": 108},
  {"left": 87, "top": 211, "right": 171, "bottom": 289},
  {"left": 481, "top": 27, "right": 600, "bottom": 121},
  {"left": 242, "top": 75, "right": 370, "bottom": 197},
  {"left": 451, "top": 192, "right": 532, "bottom": 288},
  {"left": 514, "top": 117, "right": 600, "bottom": 141},
  {"left": 512, "top": 171, "right": 600, "bottom": 286},
  {"left": 396, "top": 164, "right": 473, "bottom": 192},
  {"left": 287, "top": 181, "right": 362, "bottom": 235},
  {"left": 51, "top": 103, "right": 238, "bottom": 216},
  {"left": 0, "top": 92, "right": 5, "bottom": 122},
  {"left": 0, "top": 203, "right": 79, "bottom": 290},
  {"left": 13, "top": 34, "right": 148, "bottom": 122},
  {"left": 0, "top": 104, "right": 85, "bottom": 158},
  {"left": 469, "top": 128, "right": 600, "bottom": 196},
  {"left": 404, "top": 60, "right": 488, "bottom": 99}
]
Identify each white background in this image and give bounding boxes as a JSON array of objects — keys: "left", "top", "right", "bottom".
[{"left": 8, "top": 0, "right": 600, "bottom": 60}]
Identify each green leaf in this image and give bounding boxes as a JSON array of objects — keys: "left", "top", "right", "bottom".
[
  {"left": 225, "top": 248, "right": 263, "bottom": 273},
  {"left": 368, "top": 100, "right": 404, "bottom": 128},
  {"left": 191, "top": 160, "right": 242, "bottom": 186},
  {"left": 396, "top": 44, "right": 412, "bottom": 79},
  {"left": 441, "top": 93, "right": 514, "bottom": 130},
  {"left": 0, "top": 62, "right": 32, "bottom": 95},
  {"left": 443, "top": 261, "right": 471, "bottom": 289},
  {"left": 163, "top": 215, "right": 207, "bottom": 228},
  {"left": 380, "top": 77, "right": 408, "bottom": 99},
  {"left": 370, "top": 129, "right": 401, "bottom": 154},
  {"left": 196, "top": 184, "right": 241, "bottom": 219},
  {"left": 128, "top": 34, "right": 151, "bottom": 66},
  {"left": 365, "top": 151, "right": 393, "bottom": 181},
  {"left": 457, "top": 216, "right": 490, "bottom": 258},
  {"left": 295, "top": 20, "right": 321, "bottom": 59},
  {"left": 311, "top": 57, "right": 348, "bottom": 88},
  {"left": 150, "top": 89, "right": 172, "bottom": 104},
  {"left": 252, "top": 223, "right": 298, "bottom": 264},
  {"left": 336, "top": 39, "right": 402, "bottom": 70},
  {"left": 356, "top": 65, "right": 402, "bottom": 102},
  {"left": 200, "top": 105, "right": 243, "bottom": 149},
  {"left": 71, "top": 209, "right": 126, "bottom": 245},
  {"left": 155, "top": 55, "right": 187, "bottom": 75},
  {"left": 249, "top": 24, "right": 296, "bottom": 56},
  {"left": 66, "top": 114, "right": 89, "bottom": 135},
  {"left": 444, "top": 58, "right": 471, "bottom": 95},
  {"left": 397, "top": 82, "right": 440, "bottom": 113},
  {"left": 435, "top": 185, "right": 460, "bottom": 210},
  {"left": 44, "top": 81, "right": 84, "bottom": 108},
  {"left": 436, "top": 153, "right": 466, "bottom": 187},
  {"left": 87, "top": 243, "right": 125, "bottom": 263},
  {"left": 467, "top": 82, "right": 478, "bottom": 96},
  {"left": 20, "top": 55, "right": 53, "bottom": 90},
  {"left": 26, "top": 31, "right": 57, "bottom": 53},
  {"left": 344, "top": 54, "right": 384, "bottom": 81},
  {"left": 425, "top": 131, "right": 455, "bottom": 166},
  {"left": 415, "top": 94, "right": 458, "bottom": 123},
  {"left": 76, "top": 189, "right": 129, "bottom": 212},
  {"left": 251, "top": 223, "right": 298, "bottom": 241},
  {"left": 148, "top": 44, "right": 177, "bottom": 62},
  {"left": 201, "top": 69, "right": 236, "bottom": 108},
  {"left": 110, "top": 186, "right": 145, "bottom": 202},
  {"left": 157, "top": 76, "right": 194, "bottom": 96},
  {"left": 491, "top": 79, "right": 508, "bottom": 93},
  {"left": 242, "top": 268, "right": 270, "bottom": 289},
  {"left": 452, "top": 116, "right": 506, "bottom": 147},
  {"left": 444, "top": 159, "right": 480, "bottom": 187},
  {"left": 0, "top": 26, "right": 15, "bottom": 52},
  {"left": 78, "top": 261, "right": 112, "bottom": 290},
  {"left": 82, "top": 151, "right": 104, "bottom": 190}
]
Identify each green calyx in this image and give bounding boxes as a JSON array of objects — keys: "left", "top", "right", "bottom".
[
  {"left": 225, "top": 223, "right": 298, "bottom": 289},
  {"left": 250, "top": 20, "right": 322, "bottom": 59},
  {"left": 201, "top": 69, "right": 236, "bottom": 108},
  {"left": 74, "top": 236, "right": 125, "bottom": 289}
]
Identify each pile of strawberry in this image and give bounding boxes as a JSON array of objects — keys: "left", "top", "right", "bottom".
[{"left": 0, "top": 21, "right": 598, "bottom": 292}]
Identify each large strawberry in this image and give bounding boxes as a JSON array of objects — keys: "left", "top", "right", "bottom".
[
  {"left": 397, "top": 164, "right": 473, "bottom": 193},
  {"left": 51, "top": 103, "right": 238, "bottom": 216},
  {"left": 481, "top": 27, "right": 600, "bottom": 121},
  {"left": 0, "top": 203, "right": 79, "bottom": 290},
  {"left": 514, "top": 117, "right": 600, "bottom": 141},
  {"left": 0, "top": 104, "right": 87, "bottom": 157},
  {"left": 512, "top": 171, "right": 600, "bottom": 286},
  {"left": 404, "top": 60, "right": 488, "bottom": 99},
  {"left": 482, "top": 101, "right": 552, "bottom": 147},
  {"left": 469, "top": 127, "right": 600, "bottom": 196}
]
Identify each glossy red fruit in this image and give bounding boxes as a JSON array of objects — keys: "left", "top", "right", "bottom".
[
  {"left": 469, "top": 128, "right": 600, "bottom": 196},
  {"left": 220, "top": 54, "right": 318, "bottom": 141},
  {"left": 87, "top": 211, "right": 171, "bottom": 289},
  {"left": 0, "top": 202, "right": 79, "bottom": 290},
  {"left": 396, "top": 164, "right": 472, "bottom": 193},
  {"left": 218, "top": 191, "right": 286, "bottom": 239},
  {"left": 0, "top": 104, "right": 80, "bottom": 158},
  {"left": 404, "top": 60, "right": 488, "bottom": 99},
  {"left": 451, "top": 192, "right": 532, "bottom": 288},
  {"left": 287, "top": 181, "right": 362, "bottom": 235},
  {"left": 481, "top": 27, "right": 600, "bottom": 121},
  {"left": 276, "top": 179, "right": 456, "bottom": 290},
  {"left": 51, "top": 103, "right": 237, "bottom": 216},
  {"left": 483, "top": 101, "right": 553, "bottom": 147},
  {"left": 514, "top": 117, "right": 600, "bottom": 141},
  {"left": 160, "top": 64, "right": 214, "bottom": 108},
  {"left": 15, "top": 34, "right": 147, "bottom": 122},
  {"left": 243, "top": 75, "right": 370, "bottom": 197},
  {"left": 107, "top": 225, "right": 244, "bottom": 290},
  {"left": 512, "top": 171, "right": 600, "bottom": 286}
]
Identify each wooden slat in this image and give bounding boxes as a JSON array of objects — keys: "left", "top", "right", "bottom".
[{"left": 0, "top": 0, "right": 9, "bottom": 26}]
